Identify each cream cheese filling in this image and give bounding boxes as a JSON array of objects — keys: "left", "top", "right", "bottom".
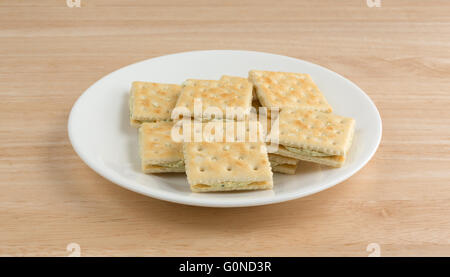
[
  {"left": 193, "top": 181, "right": 266, "bottom": 189},
  {"left": 145, "top": 160, "right": 184, "bottom": 169},
  {"left": 219, "top": 181, "right": 252, "bottom": 187},
  {"left": 159, "top": 160, "right": 185, "bottom": 168},
  {"left": 269, "top": 161, "right": 281, "bottom": 167},
  {"left": 285, "top": 146, "right": 332, "bottom": 157}
]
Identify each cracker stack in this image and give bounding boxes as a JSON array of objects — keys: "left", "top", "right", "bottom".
[
  {"left": 183, "top": 120, "right": 273, "bottom": 192},
  {"left": 139, "top": 121, "right": 184, "bottom": 173},
  {"left": 129, "top": 70, "right": 355, "bottom": 193},
  {"left": 249, "top": 70, "right": 333, "bottom": 113},
  {"left": 249, "top": 70, "right": 355, "bottom": 167},
  {"left": 174, "top": 76, "right": 253, "bottom": 121},
  {"left": 268, "top": 108, "right": 355, "bottom": 167},
  {"left": 129, "top": 81, "right": 181, "bottom": 127}
]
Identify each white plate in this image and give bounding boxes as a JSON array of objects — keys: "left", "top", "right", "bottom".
[{"left": 68, "top": 50, "right": 381, "bottom": 207}]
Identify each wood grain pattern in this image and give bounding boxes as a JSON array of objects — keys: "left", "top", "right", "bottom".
[{"left": 1, "top": 0, "right": 449, "bottom": 256}]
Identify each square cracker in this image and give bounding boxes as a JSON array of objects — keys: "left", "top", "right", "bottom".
[
  {"left": 271, "top": 108, "right": 355, "bottom": 156},
  {"left": 174, "top": 77, "right": 253, "bottom": 121},
  {"left": 183, "top": 121, "right": 273, "bottom": 192},
  {"left": 270, "top": 108, "right": 355, "bottom": 167},
  {"left": 248, "top": 70, "right": 332, "bottom": 113},
  {"left": 129, "top": 81, "right": 181, "bottom": 126},
  {"left": 139, "top": 121, "right": 184, "bottom": 173}
]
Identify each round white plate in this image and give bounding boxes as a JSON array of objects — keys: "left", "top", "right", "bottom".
[{"left": 68, "top": 50, "right": 381, "bottom": 207}]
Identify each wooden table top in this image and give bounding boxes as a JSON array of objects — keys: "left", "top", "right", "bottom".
[{"left": 1, "top": 0, "right": 449, "bottom": 257}]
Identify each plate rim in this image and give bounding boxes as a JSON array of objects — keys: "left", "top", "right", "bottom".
[{"left": 68, "top": 49, "right": 382, "bottom": 207}]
